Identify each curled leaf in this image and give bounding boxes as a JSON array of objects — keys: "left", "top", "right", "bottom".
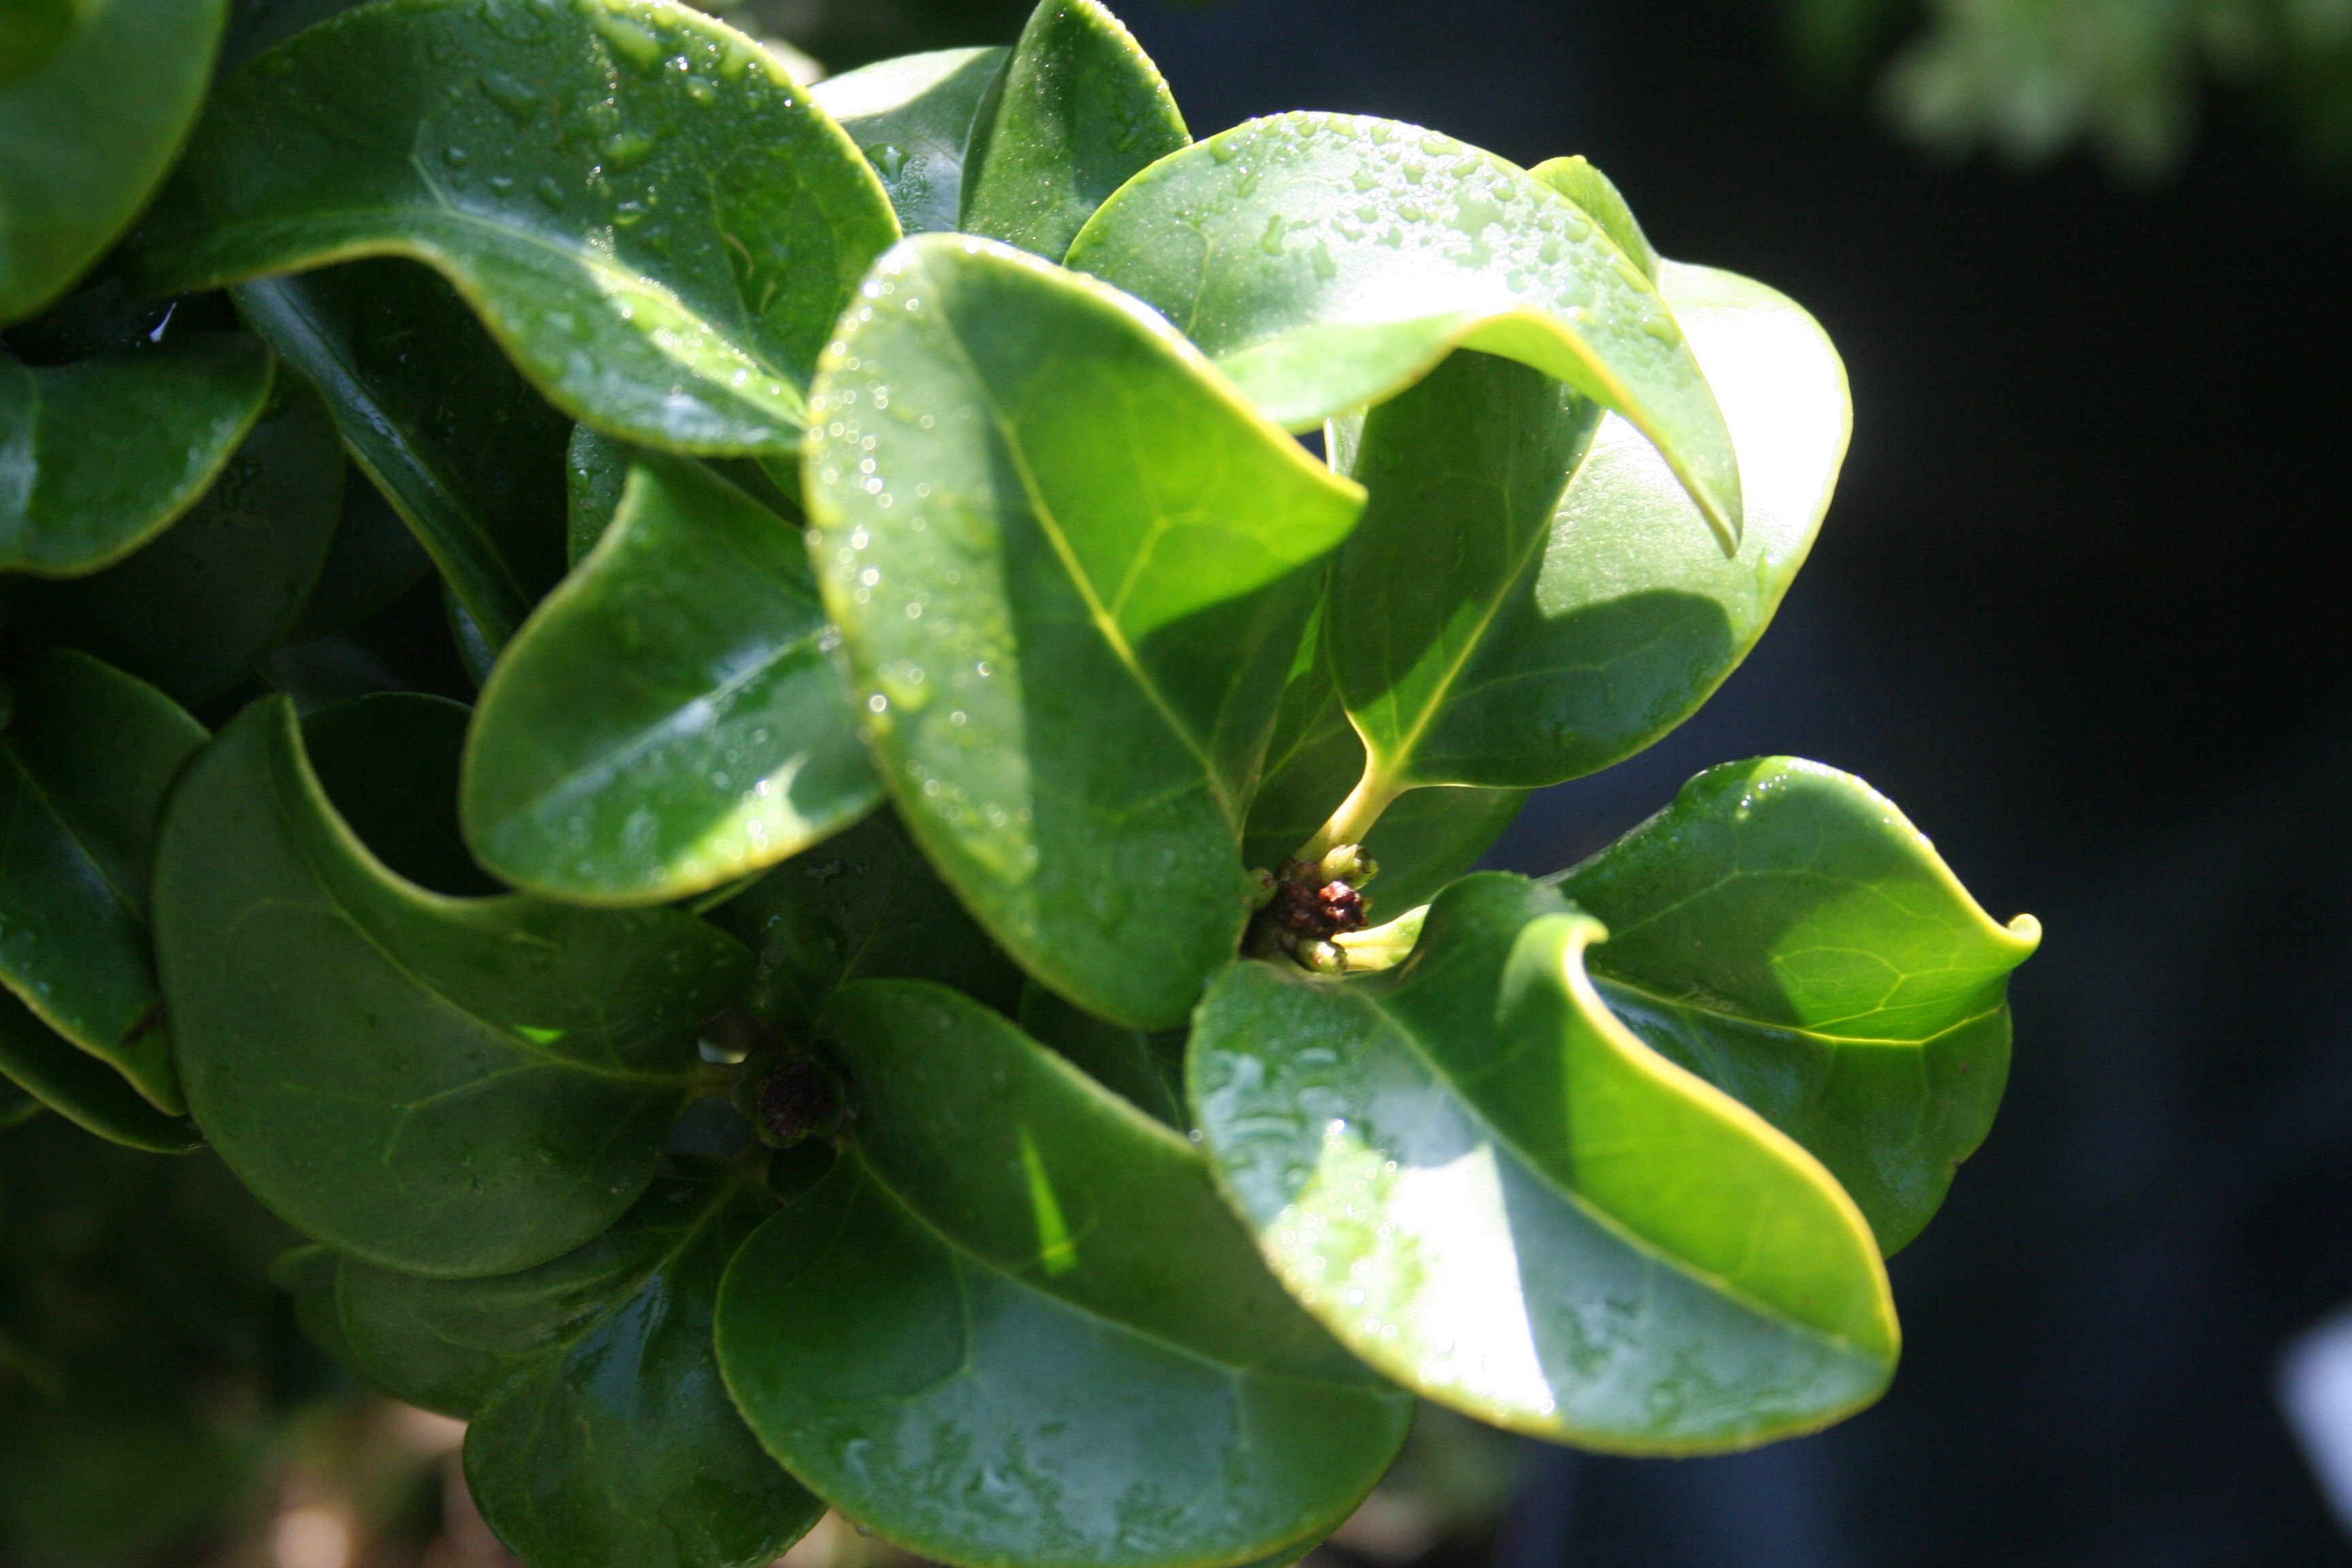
[
  {"left": 1067, "top": 113, "right": 1740, "bottom": 546},
  {"left": 1556, "top": 757, "right": 2041, "bottom": 1253},
  {"left": 153, "top": 698, "right": 750, "bottom": 1277},
  {"left": 1192, "top": 873, "right": 1900, "bottom": 1452}
]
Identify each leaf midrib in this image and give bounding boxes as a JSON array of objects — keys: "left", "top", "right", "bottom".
[
  {"left": 859, "top": 1145, "right": 1382, "bottom": 1392},
  {"left": 921, "top": 276, "right": 1239, "bottom": 826},
  {"left": 1593, "top": 971, "right": 2010, "bottom": 1051}
]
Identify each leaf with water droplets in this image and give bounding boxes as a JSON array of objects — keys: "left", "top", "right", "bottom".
[
  {"left": 0, "top": 650, "right": 205, "bottom": 1116},
  {"left": 1190, "top": 872, "right": 1901, "bottom": 1452},
  {"left": 1273, "top": 261, "right": 1850, "bottom": 856},
  {"left": 1528, "top": 156, "right": 1659, "bottom": 282},
  {"left": 0, "top": 0, "right": 228, "bottom": 323},
  {"left": 1067, "top": 112, "right": 1742, "bottom": 548},
  {"left": 959, "top": 0, "right": 1188, "bottom": 260},
  {"left": 133, "top": 0, "right": 898, "bottom": 456},
  {"left": 0, "top": 331, "right": 274, "bottom": 578},
  {"left": 815, "top": 46, "right": 1009, "bottom": 235},
  {"left": 806, "top": 235, "right": 1364, "bottom": 1030},
  {"left": 152, "top": 697, "right": 750, "bottom": 1277},
  {"left": 463, "top": 449, "right": 879, "bottom": 905},
  {"left": 308, "top": 1158, "right": 823, "bottom": 1568},
  {"left": 715, "top": 980, "right": 1409, "bottom": 1568},
  {"left": 9, "top": 376, "right": 346, "bottom": 704},
  {"left": 234, "top": 258, "right": 571, "bottom": 649},
  {"left": 1554, "top": 756, "right": 2041, "bottom": 1254}
]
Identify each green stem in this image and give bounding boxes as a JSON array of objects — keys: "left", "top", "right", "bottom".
[{"left": 1298, "top": 765, "right": 1403, "bottom": 864}]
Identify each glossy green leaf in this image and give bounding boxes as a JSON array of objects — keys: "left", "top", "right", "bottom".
[
  {"left": 1066, "top": 115, "right": 1740, "bottom": 546},
  {"left": 234, "top": 258, "right": 571, "bottom": 648},
  {"left": 0, "top": 0, "right": 229, "bottom": 323},
  {"left": 464, "top": 450, "right": 878, "bottom": 904},
  {"left": 814, "top": 47, "right": 1009, "bottom": 235},
  {"left": 0, "top": 332, "right": 274, "bottom": 577},
  {"left": 1190, "top": 872, "right": 1900, "bottom": 1452},
  {"left": 0, "top": 991, "right": 201, "bottom": 1153},
  {"left": 302, "top": 693, "right": 501, "bottom": 897},
  {"left": 708, "top": 806, "right": 1022, "bottom": 1033},
  {"left": 716, "top": 980, "right": 1410, "bottom": 1568},
  {"left": 960, "top": 0, "right": 1188, "bottom": 259},
  {"left": 1554, "top": 757, "right": 2042, "bottom": 1254},
  {"left": 1293, "top": 262, "right": 1848, "bottom": 851},
  {"left": 1017, "top": 980, "right": 1187, "bottom": 1129},
  {"left": 135, "top": 0, "right": 900, "bottom": 456},
  {"left": 10, "top": 378, "right": 346, "bottom": 704},
  {"left": 807, "top": 235, "right": 1364, "bottom": 1030},
  {"left": 1527, "top": 157, "right": 1659, "bottom": 283},
  {"left": 152, "top": 696, "right": 751, "bottom": 1277},
  {"left": 320, "top": 1158, "right": 822, "bottom": 1568},
  {"left": 0, "top": 649, "right": 206, "bottom": 1113}
]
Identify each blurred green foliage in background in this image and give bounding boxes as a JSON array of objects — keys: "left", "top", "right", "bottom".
[{"left": 1784, "top": 0, "right": 2352, "bottom": 174}]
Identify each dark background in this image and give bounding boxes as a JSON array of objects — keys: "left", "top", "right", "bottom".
[{"left": 822, "top": 0, "right": 2352, "bottom": 1561}]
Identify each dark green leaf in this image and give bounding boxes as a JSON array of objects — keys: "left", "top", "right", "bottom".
[
  {"left": 0, "top": 1072, "right": 37, "bottom": 1130},
  {"left": 0, "top": 333, "right": 274, "bottom": 576},
  {"left": 1191, "top": 872, "right": 1900, "bottom": 1452},
  {"left": 0, "top": 0, "right": 229, "bottom": 323},
  {"left": 446, "top": 585, "right": 498, "bottom": 688},
  {"left": 235, "top": 258, "right": 572, "bottom": 649},
  {"left": 808, "top": 235, "right": 1363, "bottom": 1029},
  {"left": 464, "top": 450, "right": 878, "bottom": 904},
  {"left": 566, "top": 423, "right": 630, "bottom": 566},
  {"left": 0, "top": 0, "right": 71, "bottom": 89},
  {"left": 152, "top": 697, "right": 751, "bottom": 1277},
  {"left": 218, "top": 0, "right": 368, "bottom": 76},
  {"left": 1555, "top": 757, "right": 2042, "bottom": 1254},
  {"left": 960, "top": 0, "right": 1188, "bottom": 259},
  {"left": 302, "top": 692, "right": 501, "bottom": 897},
  {"left": 1066, "top": 115, "right": 1740, "bottom": 547},
  {"left": 0, "top": 991, "right": 201, "bottom": 1154},
  {"left": 0, "top": 1123, "right": 299, "bottom": 1558},
  {"left": 10, "top": 378, "right": 346, "bottom": 704},
  {"left": 269, "top": 1243, "right": 353, "bottom": 1368},
  {"left": 717, "top": 981, "right": 1409, "bottom": 1568},
  {"left": 322, "top": 1158, "right": 822, "bottom": 1568},
  {"left": 1017, "top": 979, "right": 1187, "bottom": 1128},
  {"left": 708, "top": 806, "right": 1022, "bottom": 1033},
  {"left": 135, "top": 0, "right": 899, "bottom": 456},
  {"left": 0, "top": 649, "right": 206, "bottom": 1113},
  {"left": 814, "top": 46, "right": 1009, "bottom": 235},
  {"left": 1527, "top": 157, "right": 1659, "bottom": 283},
  {"left": 285, "top": 468, "right": 434, "bottom": 641}
]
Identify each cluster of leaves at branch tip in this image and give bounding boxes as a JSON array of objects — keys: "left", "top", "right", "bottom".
[{"left": 0, "top": 0, "right": 2042, "bottom": 1565}]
